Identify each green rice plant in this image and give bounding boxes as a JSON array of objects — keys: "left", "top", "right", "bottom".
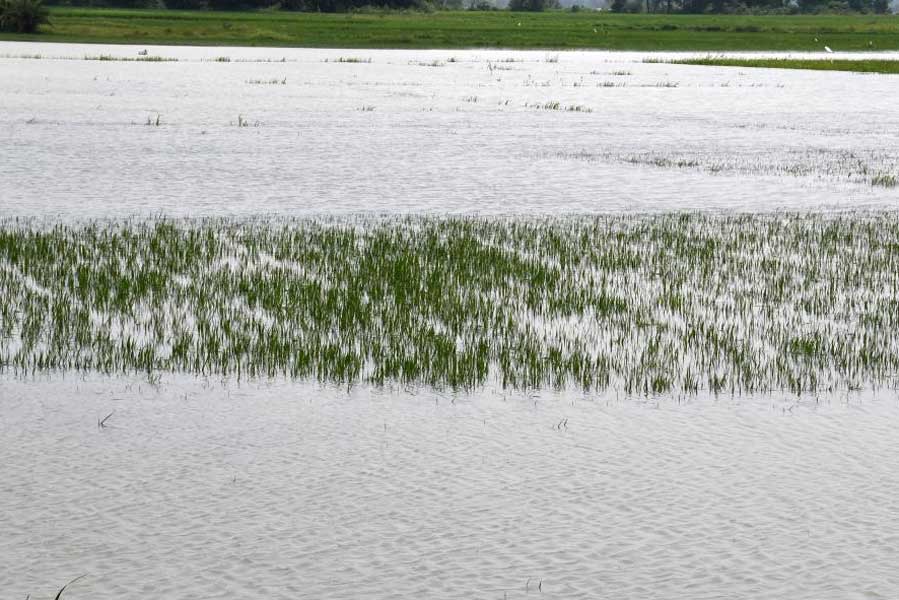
[
  {"left": 325, "top": 57, "right": 371, "bottom": 63},
  {"left": 2, "top": 214, "right": 898, "bottom": 396},
  {"left": 871, "top": 173, "right": 898, "bottom": 188}
]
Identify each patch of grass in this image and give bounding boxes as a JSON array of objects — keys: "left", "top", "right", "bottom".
[
  {"left": 2, "top": 8, "right": 899, "bottom": 51},
  {"left": 666, "top": 56, "right": 899, "bottom": 73}
]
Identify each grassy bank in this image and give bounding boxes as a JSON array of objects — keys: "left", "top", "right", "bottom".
[
  {"left": 2, "top": 8, "right": 899, "bottom": 50},
  {"left": 667, "top": 56, "right": 899, "bottom": 72},
  {"left": 3, "top": 215, "right": 899, "bottom": 394}
]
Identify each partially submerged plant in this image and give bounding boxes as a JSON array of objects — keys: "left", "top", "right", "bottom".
[{"left": 2, "top": 215, "right": 898, "bottom": 396}]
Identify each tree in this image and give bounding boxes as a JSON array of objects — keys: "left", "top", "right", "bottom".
[
  {"left": 508, "top": 0, "right": 560, "bottom": 10},
  {"left": 0, "top": 0, "right": 49, "bottom": 33}
]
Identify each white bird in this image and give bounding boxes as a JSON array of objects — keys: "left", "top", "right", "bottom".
[{"left": 824, "top": 46, "right": 833, "bottom": 53}]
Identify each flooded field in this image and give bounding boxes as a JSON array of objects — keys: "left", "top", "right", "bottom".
[
  {"left": 2, "top": 43, "right": 899, "bottom": 599},
  {"left": 1, "top": 43, "right": 898, "bottom": 217},
  {"left": 3, "top": 215, "right": 899, "bottom": 393}
]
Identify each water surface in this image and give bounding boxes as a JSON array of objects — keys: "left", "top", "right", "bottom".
[{"left": 2, "top": 44, "right": 898, "bottom": 218}]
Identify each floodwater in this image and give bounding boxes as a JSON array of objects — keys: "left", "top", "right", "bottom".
[
  {"left": 4, "top": 376, "right": 899, "bottom": 599},
  {"left": 1, "top": 43, "right": 898, "bottom": 218},
  {"left": 3, "top": 43, "right": 899, "bottom": 599}
]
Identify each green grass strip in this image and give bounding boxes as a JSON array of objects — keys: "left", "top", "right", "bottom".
[
  {"left": 3, "top": 9, "right": 899, "bottom": 51},
  {"left": 668, "top": 57, "right": 899, "bottom": 73}
]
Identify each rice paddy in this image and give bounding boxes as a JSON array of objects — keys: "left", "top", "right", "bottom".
[{"left": 3, "top": 214, "right": 898, "bottom": 395}]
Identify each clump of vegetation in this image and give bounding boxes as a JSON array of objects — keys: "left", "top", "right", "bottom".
[
  {"left": 324, "top": 57, "right": 371, "bottom": 63},
  {"left": 607, "top": 149, "right": 899, "bottom": 188},
  {"left": 526, "top": 101, "right": 592, "bottom": 112},
  {"left": 871, "top": 173, "right": 898, "bottom": 188},
  {"left": 0, "top": 0, "right": 48, "bottom": 34},
  {"left": 409, "top": 59, "right": 444, "bottom": 67},
  {"left": 85, "top": 54, "right": 178, "bottom": 62},
  {"left": 2, "top": 215, "right": 898, "bottom": 396}
]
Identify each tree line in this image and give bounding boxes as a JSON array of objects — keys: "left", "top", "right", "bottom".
[{"left": 611, "top": 0, "right": 891, "bottom": 13}]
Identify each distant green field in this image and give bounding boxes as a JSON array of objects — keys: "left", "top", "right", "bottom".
[
  {"left": 2, "top": 8, "right": 899, "bottom": 50},
  {"left": 668, "top": 57, "right": 899, "bottom": 72}
]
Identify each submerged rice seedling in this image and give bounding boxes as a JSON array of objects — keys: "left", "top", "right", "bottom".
[
  {"left": 325, "top": 57, "right": 372, "bottom": 64},
  {"left": 871, "top": 173, "right": 898, "bottom": 188},
  {"left": 246, "top": 78, "right": 287, "bottom": 85},
  {"left": 84, "top": 55, "right": 177, "bottom": 62},
  {"left": 234, "top": 115, "right": 258, "bottom": 127},
  {"left": 2, "top": 215, "right": 898, "bottom": 396},
  {"left": 52, "top": 575, "right": 87, "bottom": 600},
  {"left": 526, "top": 102, "right": 592, "bottom": 112}
]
